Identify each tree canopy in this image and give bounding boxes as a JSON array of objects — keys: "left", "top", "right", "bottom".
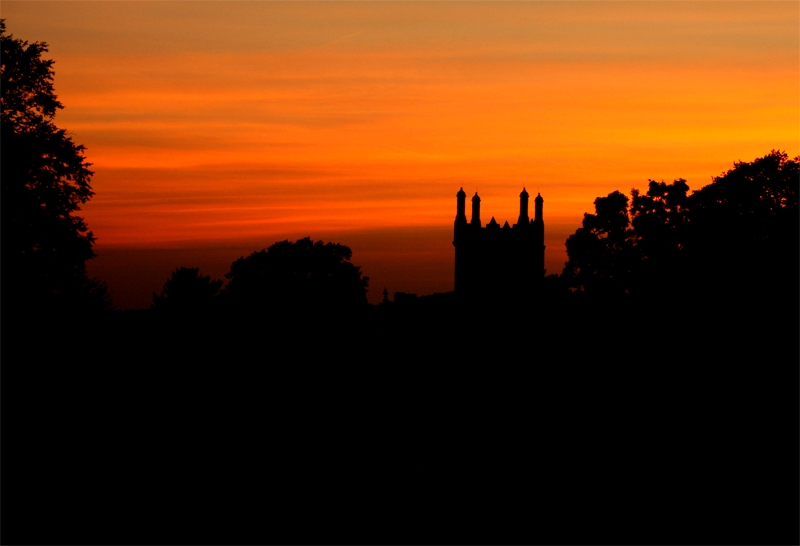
[
  {"left": 223, "top": 237, "right": 370, "bottom": 312},
  {"left": 562, "top": 150, "right": 799, "bottom": 302},
  {"left": 152, "top": 267, "right": 223, "bottom": 313},
  {"left": 1, "top": 20, "right": 108, "bottom": 314}
]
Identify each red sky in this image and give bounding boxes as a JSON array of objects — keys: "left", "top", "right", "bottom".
[{"left": 4, "top": 1, "right": 798, "bottom": 307}]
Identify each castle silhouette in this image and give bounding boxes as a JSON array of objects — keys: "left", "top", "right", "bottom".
[{"left": 453, "top": 188, "right": 545, "bottom": 296}]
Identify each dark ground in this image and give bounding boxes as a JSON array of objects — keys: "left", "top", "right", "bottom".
[{"left": 3, "top": 293, "right": 798, "bottom": 545}]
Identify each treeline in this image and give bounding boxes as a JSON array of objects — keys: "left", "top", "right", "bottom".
[
  {"left": 150, "top": 237, "right": 369, "bottom": 316},
  {"left": 146, "top": 150, "right": 798, "bottom": 326},
  {"left": 3, "top": 18, "right": 799, "bottom": 545},
  {"left": 561, "top": 150, "right": 798, "bottom": 311},
  {"left": 3, "top": 17, "right": 797, "bottom": 321}
]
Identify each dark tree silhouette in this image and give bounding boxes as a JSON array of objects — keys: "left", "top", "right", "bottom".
[
  {"left": 152, "top": 267, "right": 223, "bottom": 313},
  {"left": 562, "top": 190, "right": 636, "bottom": 295},
  {"left": 629, "top": 178, "right": 690, "bottom": 261},
  {"left": 626, "top": 178, "right": 691, "bottom": 295},
  {"left": 687, "top": 150, "right": 799, "bottom": 302},
  {"left": 1, "top": 20, "right": 109, "bottom": 314},
  {"left": 223, "top": 237, "right": 369, "bottom": 311},
  {"left": 562, "top": 151, "right": 799, "bottom": 300}
]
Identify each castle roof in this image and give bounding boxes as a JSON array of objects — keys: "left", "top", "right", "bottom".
[
  {"left": 520, "top": 188, "right": 529, "bottom": 198},
  {"left": 457, "top": 187, "right": 466, "bottom": 198},
  {"left": 472, "top": 192, "right": 481, "bottom": 202},
  {"left": 535, "top": 192, "right": 544, "bottom": 202}
]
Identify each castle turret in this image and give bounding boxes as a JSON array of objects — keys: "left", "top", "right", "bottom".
[
  {"left": 518, "top": 188, "right": 530, "bottom": 225},
  {"left": 534, "top": 192, "right": 543, "bottom": 223},
  {"left": 455, "top": 187, "right": 467, "bottom": 225},
  {"left": 471, "top": 192, "right": 482, "bottom": 227},
  {"left": 533, "top": 192, "right": 545, "bottom": 278},
  {"left": 454, "top": 188, "right": 470, "bottom": 293}
]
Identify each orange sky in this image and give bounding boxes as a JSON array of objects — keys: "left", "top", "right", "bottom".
[{"left": 4, "top": 1, "right": 798, "bottom": 307}]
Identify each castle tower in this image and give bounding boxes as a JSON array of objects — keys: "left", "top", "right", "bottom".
[
  {"left": 454, "top": 188, "right": 546, "bottom": 296},
  {"left": 455, "top": 187, "right": 467, "bottom": 225},
  {"left": 453, "top": 188, "right": 469, "bottom": 293},
  {"left": 471, "top": 192, "right": 482, "bottom": 227},
  {"left": 518, "top": 188, "right": 530, "bottom": 225},
  {"left": 533, "top": 192, "right": 545, "bottom": 278},
  {"left": 534, "top": 192, "right": 543, "bottom": 223}
]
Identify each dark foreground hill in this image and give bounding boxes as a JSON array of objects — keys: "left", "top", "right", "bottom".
[{"left": 3, "top": 292, "right": 797, "bottom": 545}]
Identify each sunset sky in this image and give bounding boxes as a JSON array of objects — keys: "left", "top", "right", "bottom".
[{"left": 4, "top": 1, "right": 798, "bottom": 307}]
